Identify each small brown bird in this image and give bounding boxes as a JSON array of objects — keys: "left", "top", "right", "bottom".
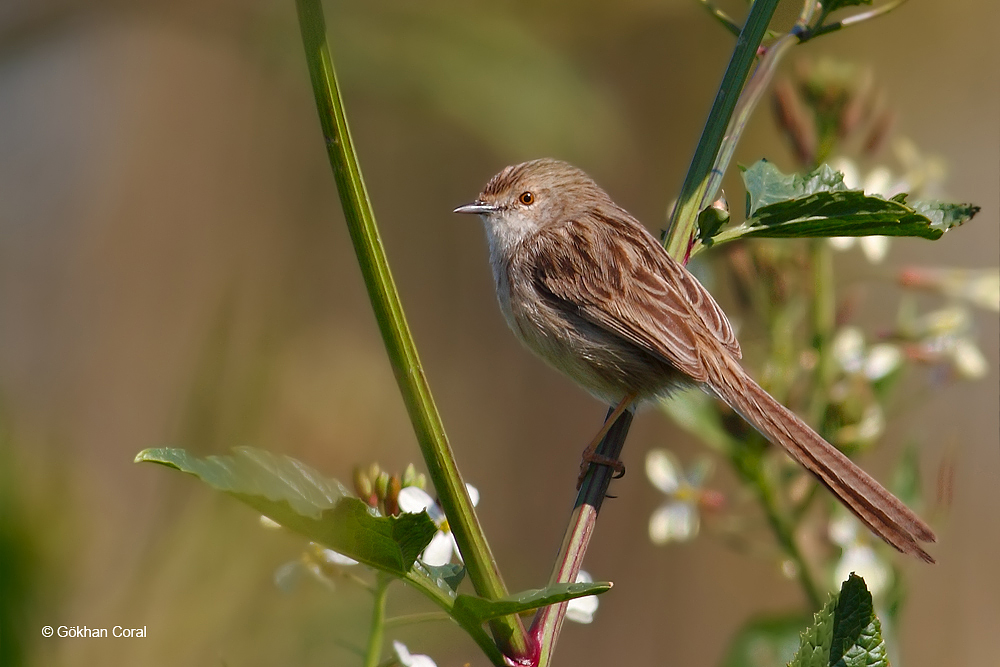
[{"left": 455, "top": 158, "right": 935, "bottom": 562}]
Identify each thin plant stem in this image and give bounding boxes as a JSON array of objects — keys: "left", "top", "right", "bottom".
[
  {"left": 403, "top": 568, "right": 506, "bottom": 665},
  {"left": 808, "top": 239, "right": 838, "bottom": 426},
  {"left": 384, "top": 612, "right": 452, "bottom": 629},
  {"left": 733, "top": 446, "right": 823, "bottom": 609},
  {"left": 363, "top": 575, "right": 391, "bottom": 667},
  {"left": 805, "top": 0, "right": 911, "bottom": 40},
  {"left": 293, "top": 0, "right": 527, "bottom": 657},
  {"left": 696, "top": 0, "right": 742, "bottom": 36},
  {"left": 533, "top": 409, "right": 634, "bottom": 666},
  {"left": 663, "top": 0, "right": 782, "bottom": 260}
]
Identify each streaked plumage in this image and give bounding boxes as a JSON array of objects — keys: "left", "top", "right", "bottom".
[{"left": 456, "top": 158, "right": 935, "bottom": 562}]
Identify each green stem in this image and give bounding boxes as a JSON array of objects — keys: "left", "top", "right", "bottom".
[
  {"left": 384, "top": 611, "right": 451, "bottom": 629},
  {"left": 404, "top": 568, "right": 506, "bottom": 666},
  {"left": 808, "top": 239, "right": 837, "bottom": 427},
  {"left": 663, "top": 0, "right": 781, "bottom": 261},
  {"left": 696, "top": 0, "right": 742, "bottom": 36},
  {"left": 293, "top": 0, "right": 527, "bottom": 658},
  {"left": 363, "top": 575, "right": 391, "bottom": 667},
  {"left": 733, "top": 446, "right": 822, "bottom": 609},
  {"left": 757, "top": 468, "right": 823, "bottom": 610},
  {"left": 533, "top": 410, "right": 634, "bottom": 666},
  {"left": 804, "top": 0, "right": 912, "bottom": 41}
]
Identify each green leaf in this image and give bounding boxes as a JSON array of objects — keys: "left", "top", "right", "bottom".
[
  {"left": 135, "top": 447, "right": 437, "bottom": 576},
  {"left": 787, "top": 574, "right": 887, "bottom": 667},
  {"left": 721, "top": 614, "right": 812, "bottom": 667},
  {"left": 789, "top": 595, "right": 837, "bottom": 667},
  {"left": 711, "top": 160, "right": 979, "bottom": 245},
  {"left": 743, "top": 161, "right": 850, "bottom": 217},
  {"left": 452, "top": 581, "right": 612, "bottom": 626},
  {"left": 830, "top": 574, "right": 887, "bottom": 667}
]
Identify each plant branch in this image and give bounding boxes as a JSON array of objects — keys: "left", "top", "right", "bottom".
[
  {"left": 663, "top": 0, "right": 782, "bottom": 261},
  {"left": 733, "top": 446, "right": 823, "bottom": 609},
  {"left": 384, "top": 611, "right": 452, "bottom": 629},
  {"left": 696, "top": 0, "right": 742, "bottom": 36},
  {"left": 363, "top": 575, "right": 391, "bottom": 667},
  {"left": 804, "top": 0, "right": 911, "bottom": 41},
  {"left": 533, "top": 409, "right": 634, "bottom": 666},
  {"left": 293, "top": 0, "right": 527, "bottom": 657}
]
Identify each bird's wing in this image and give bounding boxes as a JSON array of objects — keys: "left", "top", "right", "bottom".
[{"left": 530, "top": 211, "right": 740, "bottom": 383}]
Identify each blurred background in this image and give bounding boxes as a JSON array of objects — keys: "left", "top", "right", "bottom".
[{"left": 0, "top": 0, "right": 996, "bottom": 665}]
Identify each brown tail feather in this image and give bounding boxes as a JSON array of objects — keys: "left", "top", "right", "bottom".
[{"left": 705, "top": 355, "right": 936, "bottom": 563}]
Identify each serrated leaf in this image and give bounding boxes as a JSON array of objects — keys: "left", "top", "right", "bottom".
[
  {"left": 787, "top": 575, "right": 888, "bottom": 667},
  {"left": 789, "top": 594, "right": 837, "bottom": 667},
  {"left": 135, "top": 447, "right": 437, "bottom": 576},
  {"left": 711, "top": 161, "right": 979, "bottom": 245},
  {"left": 721, "top": 614, "right": 812, "bottom": 667},
  {"left": 451, "top": 581, "right": 612, "bottom": 626},
  {"left": 744, "top": 161, "right": 850, "bottom": 216},
  {"left": 831, "top": 574, "right": 886, "bottom": 667}
]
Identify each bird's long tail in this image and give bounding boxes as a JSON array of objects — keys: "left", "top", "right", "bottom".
[{"left": 705, "top": 354, "right": 936, "bottom": 562}]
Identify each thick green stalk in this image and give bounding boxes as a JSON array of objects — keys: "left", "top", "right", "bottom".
[
  {"left": 293, "top": 0, "right": 527, "bottom": 657},
  {"left": 663, "top": 0, "right": 781, "bottom": 260}
]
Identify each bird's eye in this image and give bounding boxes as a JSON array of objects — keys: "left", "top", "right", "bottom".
[{"left": 519, "top": 191, "right": 534, "bottom": 205}]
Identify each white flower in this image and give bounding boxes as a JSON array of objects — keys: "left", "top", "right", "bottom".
[
  {"left": 829, "top": 513, "right": 891, "bottom": 597},
  {"left": 832, "top": 327, "right": 902, "bottom": 381},
  {"left": 392, "top": 640, "right": 437, "bottom": 667},
  {"left": 565, "top": 570, "right": 599, "bottom": 624},
  {"left": 397, "top": 484, "right": 479, "bottom": 567},
  {"left": 950, "top": 337, "right": 988, "bottom": 380},
  {"left": 827, "top": 157, "right": 906, "bottom": 264},
  {"left": 317, "top": 547, "right": 358, "bottom": 567},
  {"left": 646, "top": 449, "right": 712, "bottom": 544},
  {"left": 832, "top": 327, "right": 866, "bottom": 374},
  {"left": 863, "top": 344, "right": 903, "bottom": 381}
]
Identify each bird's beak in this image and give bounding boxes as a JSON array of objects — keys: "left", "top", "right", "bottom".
[{"left": 453, "top": 201, "right": 498, "bottom": 215}]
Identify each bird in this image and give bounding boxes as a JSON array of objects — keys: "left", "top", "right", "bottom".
[{"left": 454, "top": 158, "right": 935, "bottom": 562}]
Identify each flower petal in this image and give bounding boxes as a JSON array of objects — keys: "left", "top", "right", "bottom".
[
  {"left": 393, "top": 641, "right": 438, "bottom": 667},
  {"left": 318, "top": 548, "right": 358, "bottom": 567},
  {"left": 645, "top": 449, "right": 681, "bottom": 494},
  {"left": 565, "top": 571, "right": 598, "bottom": 624},
  {"left": 465, "top": 484, "right": 480, "bottom": 507},
  {"left": 832, "top": 327, "right": 865, "bottom": 373},
  {"left": 828, "top": 236, "right": 856, "bottom": 251},
  {"left": 864, "top": 344, "right": 902, "bottom": 380},
  {"left": 828, "top": 513, "right": 858, "bottom": 547},
  {"left": 835, "top": 545, "right": 891, "bottom": 597},
  {"left": 648, "top": 501, "right": 699, "bottom": 544},
  {"left": 421, "top": 531, "right": 455, "bottom": 567},
  {"left": 860, "top": 235, "right": 890, "bottom": 264},
  {"left": 951, "top": 338, "right": 988, "bottom": 380},
  {"left": 398, "top": 486, "right": 437, "bottom": 517}
]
